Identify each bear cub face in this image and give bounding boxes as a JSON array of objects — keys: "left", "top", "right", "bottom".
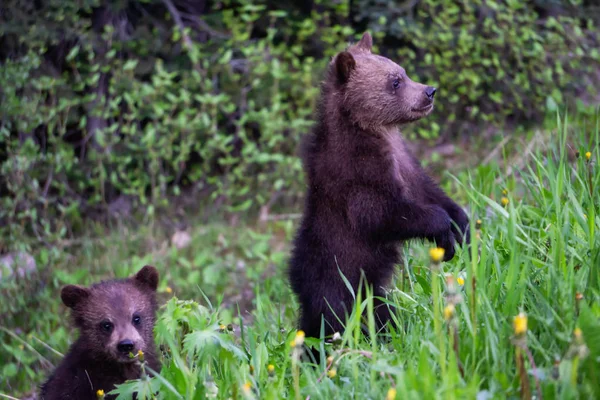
[
  {"left": 60, "top": 265, "right": 159, "bottom": 363},
  {"left": 334, "top": 32, "right": 437, "bottom": 129}
]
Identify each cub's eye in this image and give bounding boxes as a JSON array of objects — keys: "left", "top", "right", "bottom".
[
  {"left": 132, "top": 314, "right": 141, "bottom": 326},
  {"left": 100, "top": 321, "right": 113, "bottom": 333},
  {"left": 392, "top": 78, "right": 401, "bottom": 89}
]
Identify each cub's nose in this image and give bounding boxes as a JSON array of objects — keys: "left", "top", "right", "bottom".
[
  {"left": 117, "top": 339, "right": 135, "bottom": 354},
  {"left": 426, "top": 86, "right": 437, "bottom": 100}
]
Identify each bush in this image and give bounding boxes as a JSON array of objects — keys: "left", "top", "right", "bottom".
[{"left": 0, "top": 2, "right": 351, "bottom": 250}]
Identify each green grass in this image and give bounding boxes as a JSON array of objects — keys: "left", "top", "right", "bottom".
[{"left": 1, "top": 112, "right": 600, "bottom": 399}]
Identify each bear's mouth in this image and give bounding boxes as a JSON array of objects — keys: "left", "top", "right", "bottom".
[
  {"left": 113, "top": 348, "right": 142, "bottom": 363},
  {"left": 118, "top": 353, "right": 140, "bottom": 363},
  {"left": 411, "top": 103, "right": 434, "bottom": 113}
]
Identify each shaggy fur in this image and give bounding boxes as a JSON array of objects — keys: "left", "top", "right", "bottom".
[
  {"left": 39, "top": 266, "right": 160, "bottom": 400},
  {"left": 288, "top": 32, "right": 469, "bottom": 341}
]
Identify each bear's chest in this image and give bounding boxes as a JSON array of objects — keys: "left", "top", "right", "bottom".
[{"left": 381, "top": 129, "right": 417, "bottom": 197}]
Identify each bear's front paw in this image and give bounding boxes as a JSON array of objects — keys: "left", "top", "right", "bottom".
[
  {"left": 425, "top": 205, "right": 453, "bottom": 236},
  {"left": 448, "top": 206, "right": 470, "bottom": 246},
  {"left": 432, "top": 231, "right": 456, "bottom": 262}
]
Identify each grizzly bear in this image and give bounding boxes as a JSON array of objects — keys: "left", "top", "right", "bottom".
[
  {"left": 40, "top": 265, "right": 161, "bottom": 400},
  {"left": 288, "top": 32, "right": 469, "bottom": 342}
]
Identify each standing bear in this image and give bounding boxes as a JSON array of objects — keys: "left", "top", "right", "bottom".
[
  {"left": 288, "top": 32, "right": 469, "bottom": 341},
  {"left": 40, "top": 265, "right": 161, "bottom": 400}
]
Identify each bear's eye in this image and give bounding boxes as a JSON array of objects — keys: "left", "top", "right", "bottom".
[
  {"left": 100, "top": 321, "right": 113, "bottom": 333},
  {"left": 392, "top": 78, "right": 401, "bottom": 89},
  {"left": 132, "top": 314, "right": 141, "bottom": 326}
]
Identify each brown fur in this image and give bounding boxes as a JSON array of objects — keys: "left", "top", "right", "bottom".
[
  {"left": 288, "top": 32, "right": 469, "bottom": 344},
  {"left": 39, "top": 266, "right": 160, "bottom": 400}
]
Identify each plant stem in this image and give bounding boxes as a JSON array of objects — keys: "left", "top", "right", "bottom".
[
  {"left": 293, "top": 356, "right": 301, "bottom": 400},
  {"left": 571, "top": 356, "right": 580, "bottom": 387},
  {"left": 432, "top": 266, "right": 446, "bottom": 379},
  {"left": 516, "top": 347, "right": 531, "bottom": 400}
]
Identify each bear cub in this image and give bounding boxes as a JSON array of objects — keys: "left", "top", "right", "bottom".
[
  {"left": 289, "top": 32, "right": 469, "bottom": 341},
  {"left": 40, "top": 265, "right": 161, "bottom": 400}
]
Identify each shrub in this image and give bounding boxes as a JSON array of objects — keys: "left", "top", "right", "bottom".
[{"left": 0, "top": 2, "right": 351, "bottom": 249}]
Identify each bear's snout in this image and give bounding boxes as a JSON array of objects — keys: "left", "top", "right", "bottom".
[
  {"left": 426, "top": 86, "right": 436, "bottom": 100},
  {"left": 117, "top": 339, "right": 135, "bottom": 354}
]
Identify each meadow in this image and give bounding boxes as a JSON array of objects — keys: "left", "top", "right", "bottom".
[
  {"left": 1, "top": 111, "right": 599, "bottom": 400},
  {"left": 1, "top": 2, "right": 599, "bottom": 398}
]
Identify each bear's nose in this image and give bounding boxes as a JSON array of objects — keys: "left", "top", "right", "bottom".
[
  {"left": 426, "top": 86, "right": 437, "bottom": 100},
  {"left": 117, "top": 339, "right": 135, "bottom": 354}
]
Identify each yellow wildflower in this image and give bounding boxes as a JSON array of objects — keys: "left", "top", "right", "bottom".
[
  {"left": 386, "top": 388, "right": 397, "bottom": 400},
  {"left": 513, "top": 312, "right": 527, "bottom": 335},
  {"left": 585, "top": 151, "right": 591, "bottom": 161},
  {"left": 96, "top": 390, "right": 105, "bottom": 399},
  {"left": 501, "top": 197, "right": 509, "bottom": 207},
  {"left": 242, "top": 382, "right": 252, "bottom": 394},
  {"left": 327, "top": 369, "right": 337, "bottom": 378},
  {"left": 289, "top": 338, "right": 297, "bottom": 347},
  {"left": 476, "top": 219, "right": 482, "bottom": 229},
  {"left": 444, "top": 304, "right": 455, "bottom": 321},
  {"left": 267, "top": 364, "right": 275, "bottom": 375},
  {"left": 457, "top": 276, "right": 465, "bottom": 286},
  {"left": 137, "top": 349, "right": 144, "bottom": 362},
  {"left": 165, "top": 286, "right": 173, "bottom": 294},
  {"left": 429, "top": 247, "right": 445, "bottom": 264},
  {"left": 567, "top": 327, "right": 589, "bottom": 359},
  {"left": 294, "top": 330, "right": 305, "bottom": 346}
]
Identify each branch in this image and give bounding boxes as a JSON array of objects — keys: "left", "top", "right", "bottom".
[
  {"left": 162, "top": 0, "right": 204, "bottom": 74},
  {"left": 162, "top": 0, "right": 195, "bottom": 50},
  {"left": 179, "top": 11, "right": 229, "bottom": 39}
]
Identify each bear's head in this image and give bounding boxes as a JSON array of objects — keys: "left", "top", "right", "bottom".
[
  {"left": 330, "top": 32, "right": 436, "bottom": 129},
  {"left": 61, "top": 265, "right": 159, "bottom": 364}
]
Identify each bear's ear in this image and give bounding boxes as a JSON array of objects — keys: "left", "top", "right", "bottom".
[
  {"left": 335, "top": 51, "right": 356, "bottom": 84},
  {"left": 133, "top": 265, "right": 159, "bottom": 292},
  {"left": 61, "top": 285, "right": 91, "bottom": 309},
  {"left": 355, "top": 32, "right": 373, "bottom": 53}
]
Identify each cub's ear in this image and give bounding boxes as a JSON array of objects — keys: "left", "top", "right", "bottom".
[
  {"left": 61, "top": 285, "right": 91, "bottom": 309},
  {"left": 133, "top": 265, "right": 159, "bottom": 292},
  {"left": 335, "top": 51, "right": 356, "bottom": 84},
  {"left": 355, "top": 31, "right": 373, "bottom": 52}
]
